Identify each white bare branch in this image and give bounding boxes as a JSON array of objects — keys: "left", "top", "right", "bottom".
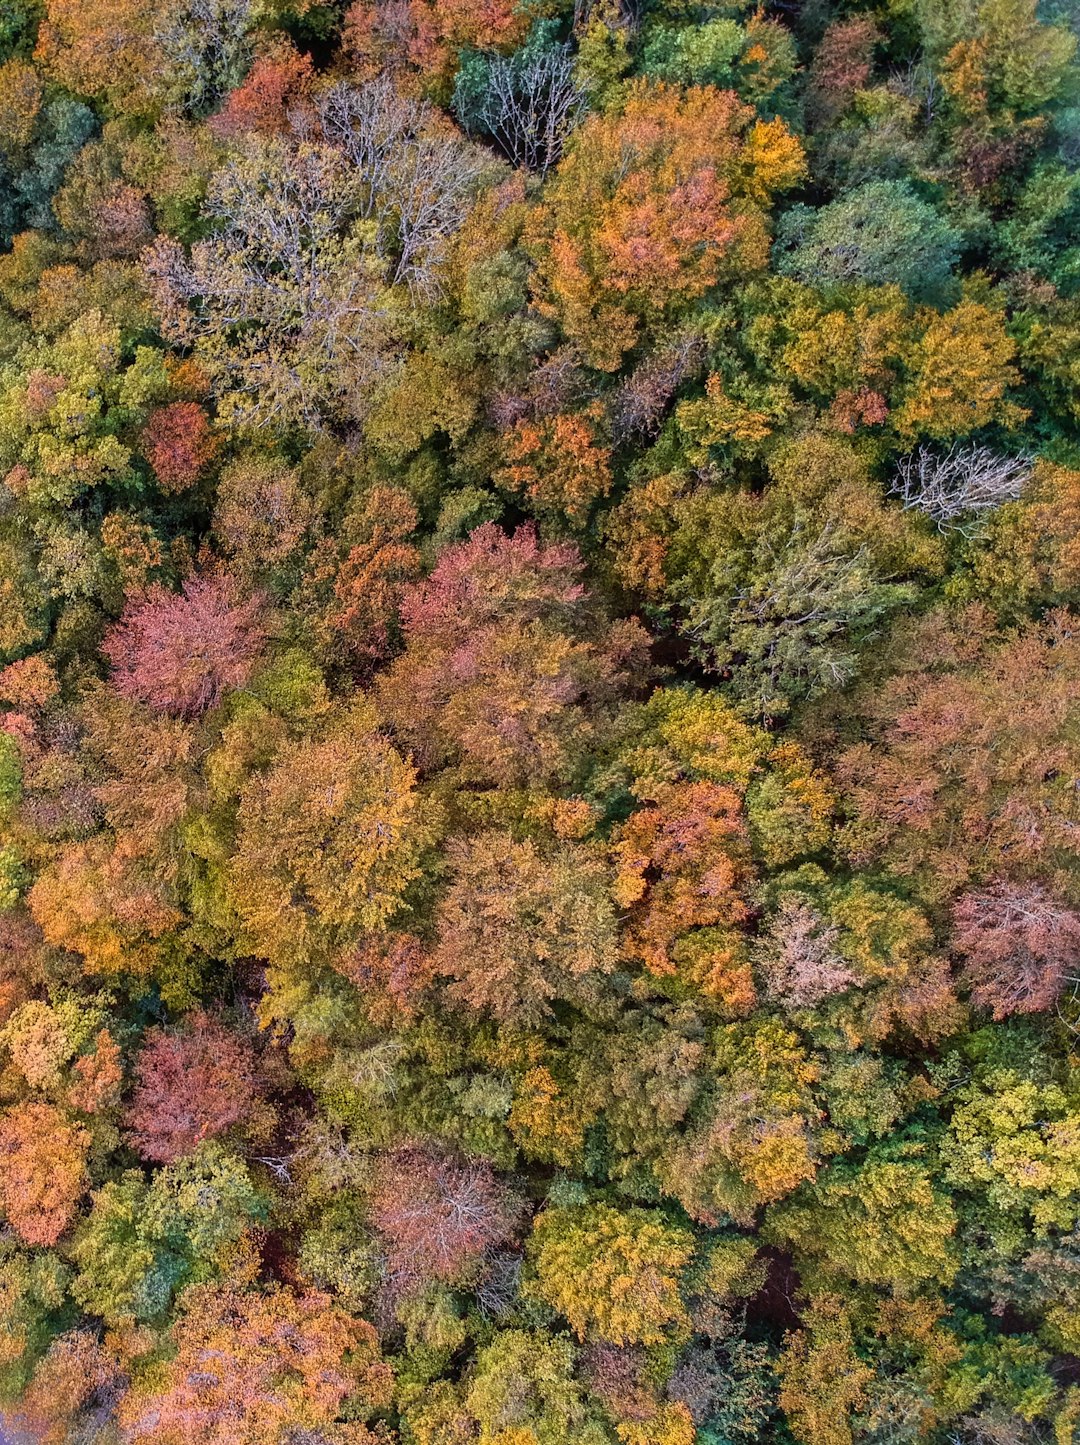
[{"left": 888, "top": 443, "right": 1033, "bottom": 532}]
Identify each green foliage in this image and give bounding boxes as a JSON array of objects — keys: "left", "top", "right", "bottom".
[
  {"left": 775, "top": 181, "right": 961, "bottom": 303},
  {"left": 71, "top": 1143, "right": 265, "bottom": 1323}
]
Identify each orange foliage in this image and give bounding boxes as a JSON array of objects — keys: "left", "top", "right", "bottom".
[
  {"left": 0, "top": 1102, "right": 90, "bottom": 1246},
  {"left": 529, "top": 83, "right": 804, "bottom": 367},
  {"left": 34, "top": 0, "right": 159, "bottom": 114},
  {"left": 498, "top": 407, "right": 613, "bottom": 524},
  {"left": 613, "top": 782, "right": 754, "bottom": 979},
  {"left": 68, "top": 1029, "right": 123, "bottom": 1114},
  {"left": 118, "top": 1282, "right": 393, "bottom": 1445}
]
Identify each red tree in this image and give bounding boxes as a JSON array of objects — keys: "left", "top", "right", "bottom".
[
  {"left": 102, "top": 574, "right": 267, "bottom": 720},
  {"left": 952, "top": 881, "right": 1080, "bottom": 1019},
  {"left": 368, "top": 1143, "right": 521, "bottom": 1296},
  {"left": 377, "top": 524, "right": 648, "bottom": 785},
  {"left": 210, "top": 43, "right": 314, "bottom": 138},
  {"left": 126, "top": 1011, "right": 262, "bottom": 1163},
  {"left": 142, "top": 402, "right": 220, "bottom": 494}
]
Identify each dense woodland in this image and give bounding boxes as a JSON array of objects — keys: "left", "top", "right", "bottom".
[{"left": 0, "top": 0, "right": 1079, "bottom": 1442}]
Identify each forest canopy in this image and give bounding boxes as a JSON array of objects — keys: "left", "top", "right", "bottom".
[{"left": 0, "top": 2, "right": 1080, "bottom": 1444}]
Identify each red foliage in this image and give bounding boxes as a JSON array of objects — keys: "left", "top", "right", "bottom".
[
  {"left": 377, "top": 524, "right": 648, "bottom": 785},
  {"left": 834, "top": 608, "right": 1080, "bottom": 897},
  {"left": 102, "top": 574, "right": 267, "bottom": 719},
  {"left": 126, "top": 1011, "right": 261, "bottom": 1163},
  {"left": 335, "top": 932, "right": 436, "bottom": 1027},
  {"left": 614, "top": 782, "right": 754, "bottom": 977},
  {"left": 142, "top": 402, "right": 220, "bottom": 494},
  {"left": 807, "top": 17, "right": 880, "bottom": 125},
  {"left": 0, "top": 1101, "right": 90, "bottom": 1246},
  {"left": 343, "top": 0, "right": 527, "bottom": 92},
  {"left": 327, "top": 489, "right": 421, "bottom": 666},
  {"left": 952, "top": 881, "right": 1080, "bottom": 1019},
  {"left": 368, "top": 1143, "right": 521, "bottom": 1295},
  {"left": 0, "top": 912, "right": 48, "bottom": 1025},
  {"left": 210, "top": 43, "right": 314, "bottom": 138}
]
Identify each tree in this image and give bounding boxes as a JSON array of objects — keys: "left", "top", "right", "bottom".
[
  {"left": 117, "top": 1281, "right": 393, "bottom": 1445},
  {"left": 805, "top": 17, "right": 881, "bottom": 127},
  {"left": 666, "top": 436, "right": 932, "bottom": 718},
  {"left": 755, "top": 896, "right": 856, "bottom": 1011},
  {"left": 526, "top": 1203, "right": 694, "bottom": 1346},
  {"left": 211, "top": 453, "right": 315, "bottom": 581},
  {"left": 33, "top": 0, "right": 162, "bottom": 117},
  {"left": 0, "top": 1102, "right": 90, "bottom": 1246},
  {"left": 308, "top": 486, "right": 421, "bottom": 670},
  {"left": 125, "top": 1012, "right": 264, "bottom": 1163},
  {"left": 0, "top": 1239, "right": 72, "bottom": 1402},
  {"left": 102, "top": 574, "right": 267, "bottom": 720},
  {"left": 342, "top": 0, "right": 530, "bottom": 99},
  {"left": 753, "top": 872, "right": 960, "bottom": 1047},
  {"left": 945, "top": 1070, "right": 1080, "bottom": 1236},
  {"left": 72, "top": 1144, "right": 265, "bottom": 1324},
  {"left": 657, "top": 1017, "right": 823, "bottom": 1224},
  {"left": 14, "top": 1330, "right": 122, "bottom": 1445},
  {"left": 154, "top": 0, "right": 258, "bottom": 116},
  {"left": 435, "top": 829, "right": 619, "bottom": 1025},
  {"left": 775, "top": 182, "right": 960, "bottom": 302},
  {"left": 208, "top": 40, "right": 311, "bottom": 137},
  {"left": 893, "top": 300, "right": 1027, "bottom": 441},
  {"left": 497, "top": 407, "right": 613, "bottom": 525},
  {"left": 463, "top": 1329, "right": 608, "bottom": 1445},
  {"left": 612, "top": 781, "right": 754, "bottom": 997},
  {"left": 141, "top": 402, "right": 220, "bottom": 494},
  {"left": 145, "top": 86, "right": 493, "bottom": 427},
  {"left": 766, "top": 1151, "right": 958, "bottom": 1295},
  {"left": 776, "top": 1295, "right": 873, "bottom": 1445},
  {"left": 367, "top": 1143, "right": 521, "bottom": 1296},
  {"left": 377, "top": 524, "right": 648, "bottom": 787},
  {"left": 227, "top": 703, "right": 437, "bottom": 971},
  {"left": 951, "top": 881, "right": 1080, "bottom": 1019}
]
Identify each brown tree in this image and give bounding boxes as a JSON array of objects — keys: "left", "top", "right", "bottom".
[{"left": 952, "top": 881, "right": 1080, "bottom": 1018}]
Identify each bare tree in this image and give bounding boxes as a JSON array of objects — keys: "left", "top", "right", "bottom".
[
  {"left": 316, "top": 78, "right": 496, "bottom": 292},
  {"left": 459, "top": 42, "right": 587, "bottom": 175},
  {"left": 610, "top": 330, "right": 707, "bottom": 444},
  {"left": 888, "top": 443, "right": 1033, "bottom": 532},
  {"left": 144, "top": 137, "right": 397, "bottom": 429},
  {"left": 155, "top": 0, "right": 257, "bottom": 115},
  {"left": 143, "top": 83, "right": 496, "bottom": 424}
]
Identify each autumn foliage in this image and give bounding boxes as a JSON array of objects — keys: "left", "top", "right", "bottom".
[
  {"left": 102, "top": 574, "right": 267, "bottom": 720},
  {"left": 126, "top": 1012, "right": 262, "bottom": 1163},
  {"left": 2, "top": 1, "right": 1080, "bottom": 1441}
]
